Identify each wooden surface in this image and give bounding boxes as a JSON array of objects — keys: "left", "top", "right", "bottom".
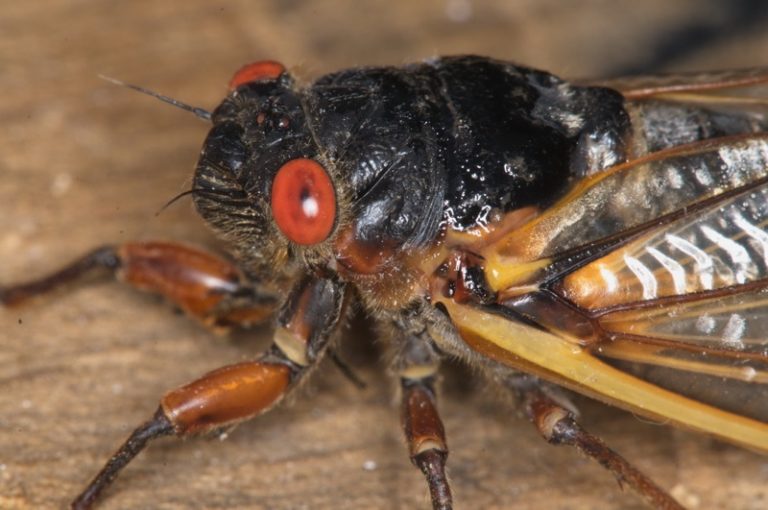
[{"left": 2, "top": 1, "right": 768, "bottom": 509}]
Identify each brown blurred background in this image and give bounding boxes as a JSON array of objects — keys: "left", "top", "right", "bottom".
[{"left": 2, "top": 1, "right": 768, "bottom": 509}]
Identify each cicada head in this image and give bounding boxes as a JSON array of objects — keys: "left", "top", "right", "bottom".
[{"left": 194, "top": 61, "right": 339, "bottom": 278}]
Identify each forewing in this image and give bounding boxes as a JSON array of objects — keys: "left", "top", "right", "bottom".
[
  {"left": 583, "top": 67, "right": 768, "bottom": 101},
  {"left": 482, "top": 134, "right": 768, "bottom": 290},
  {"left": 556, "top": 171, "right": 768, "bottom": 419},
  {"left": 461, "top": 133, "right": 768, "bottom": 450}
]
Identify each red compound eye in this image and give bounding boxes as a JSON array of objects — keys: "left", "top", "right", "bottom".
[
  {"left": 229, "top": 60, "right": 286, "bottom": 90},
  {"left": 271, "top": 159, "right": 336, "bottom": 245}
]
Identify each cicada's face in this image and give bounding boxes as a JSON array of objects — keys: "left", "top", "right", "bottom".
[{"left": 193, "top": 71, "right": 340, "bottom": 278}]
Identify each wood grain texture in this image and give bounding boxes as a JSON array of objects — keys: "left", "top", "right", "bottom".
[{"left": 2, "top": 1, "right": 768, "bottom": 509}]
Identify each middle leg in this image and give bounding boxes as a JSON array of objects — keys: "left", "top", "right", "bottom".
[{"left": 391, "top": 311, "right": 453, "bottom": 510}]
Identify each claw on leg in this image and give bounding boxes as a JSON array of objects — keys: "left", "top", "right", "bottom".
[{"left": 71, "top": 408, "right": 174, "bottom": 510}]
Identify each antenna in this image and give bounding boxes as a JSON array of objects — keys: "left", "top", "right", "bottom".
[{"left": 98, "top": 74, "right": 212, "bottom": 122}]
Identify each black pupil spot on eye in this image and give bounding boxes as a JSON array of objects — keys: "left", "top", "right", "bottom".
[{"left": 300, "top": 187, "right": 319, "bottom": 219}]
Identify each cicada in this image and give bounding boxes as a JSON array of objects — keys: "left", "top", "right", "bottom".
[{"left": 3, "top": 56, "right": 768, "bottom": 509}]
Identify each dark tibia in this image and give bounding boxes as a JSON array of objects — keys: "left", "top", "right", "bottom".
[
  {"left": 413, "top": 444, "right": 452, "bottom": 509},
  {"left": 1, "top": 246, "right": 119, "bottom": 306},
  {"left": 71, "top": 408, "right": 173, "bottom": 510},
  {"left": 328, "top": 349, "right": 367, "bottom": 389},
  {"left": 524, "top": 389, "right": 685, "bottom": 510}
]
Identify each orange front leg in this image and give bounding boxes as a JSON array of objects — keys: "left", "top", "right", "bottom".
[
  {"left": 1, "top": 241, "right": 279, "bottom": 328},
  {"left": 71, "top": 359, "right": 293, "bottom": 509},
  {"left": 70, "top": 274, "right": 347, "bottom": 510}
]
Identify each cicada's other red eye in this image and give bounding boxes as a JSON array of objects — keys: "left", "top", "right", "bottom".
[
  {"left": 228, "top": 60, "right": 286, "bottom": 90},
  {"left": 271, "top": 158, "right": 336, "bottom": 245}
]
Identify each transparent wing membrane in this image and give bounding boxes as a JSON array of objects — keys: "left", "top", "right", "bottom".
[
  {"left": 597, "top": 283, "right": 768, "bottom": 351},
  {"left": 470, "top": 122, "right": 768, "bottom": 445},
  {"left": 483, "top": 134, "right": 768, "bottom": 290},
  {"left": 561, "top": 178, "right": 768, "bottom": 309}
]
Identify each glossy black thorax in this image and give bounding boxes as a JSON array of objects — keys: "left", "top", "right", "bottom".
[
  {"left": 194, "top": 56, "right": 631, "bottom": 275},
  {"left": 305, "top": 56, "right": 630, "bottom": 245}
]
